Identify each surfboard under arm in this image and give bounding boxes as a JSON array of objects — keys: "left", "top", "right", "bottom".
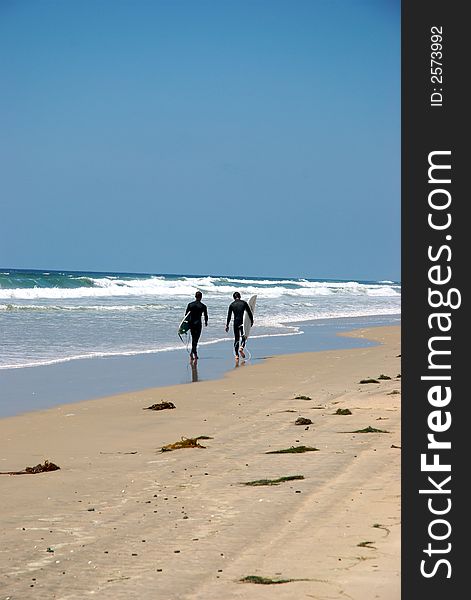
[
  {"left": 178, "top": 312, "right": 191, "bottom": 336},
  {"left": 243, "top": 295, "right": 257, "bottom": 340}
]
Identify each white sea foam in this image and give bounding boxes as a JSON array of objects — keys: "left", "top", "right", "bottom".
[
  {"left": 0, "top": 303, "right": 170, "bottom": 312},
  {"left": 0, "top": 345, "right": 185, "bottom": 369},
  {"left": 0, "top": 272, "right": 401, "bottom": 370},
  {"left": 0, "top": 328, "right": 307, "bottom": 370},
  {"left": 0, "top": 276, "right": 400, "bottom": 300},
  {"left": 255, "top": 306, "right": 401, "bottom": 327}
]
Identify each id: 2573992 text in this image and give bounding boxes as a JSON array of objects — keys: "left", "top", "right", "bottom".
[{"left": 430, "top": 26, "right": 443, "bottom": 107}]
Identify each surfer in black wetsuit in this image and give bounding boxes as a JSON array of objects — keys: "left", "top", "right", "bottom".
[
  {"left": 225, "top": 292, "right": 254, "bottom": 361},
  {"left": 185, "top": 291, "right": 208, "bottom": 362}
]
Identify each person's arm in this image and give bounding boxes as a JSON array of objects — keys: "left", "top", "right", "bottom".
[
  {"left": 204, "top": 304, "right": 208, "bottom": 326},
  {"left": 245, "top": 302, "right": 254, "bottom": 326},
  {"left": 225, "top": 305, "right": 233, "bottom": 331}
]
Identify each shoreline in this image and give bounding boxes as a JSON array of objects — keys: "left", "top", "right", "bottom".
[
  {"left": 0, "top": 312, "right": 400, "bottom": 372},
  {"left": 0, "top": 325, "right": 400, "bottom": 599},
  {"left": 0, "top": 313, "right": 400, "bottom": 418}
]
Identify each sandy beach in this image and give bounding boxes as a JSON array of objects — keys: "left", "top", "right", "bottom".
[{"left": 0, "top": 325, "right": 401, "bottom": 599}]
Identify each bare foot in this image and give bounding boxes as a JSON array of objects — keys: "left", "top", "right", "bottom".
[{"left": 239, "top": 347, "right": 245, "bottom": 358}]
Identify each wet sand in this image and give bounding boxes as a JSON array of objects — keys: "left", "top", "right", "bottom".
[
  {"left": 0, "top": 314, "right": 399, "bottom": 418},
  {"left": 0, "top": 325, "right": 400, "bottom": 599}
]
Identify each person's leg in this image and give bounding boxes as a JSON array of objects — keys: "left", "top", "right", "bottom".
[
  {"left": 233, "top": 323, "right": 241, "bottom": 357},
  {"left": 239, "top": 325, "right": 246, "bottom": 358},
  {"left": 189, "top": 328, "right": 195, "bottom": 360},
  {"left": 191, "top": 324, "right": 202, "bottom": 359}
]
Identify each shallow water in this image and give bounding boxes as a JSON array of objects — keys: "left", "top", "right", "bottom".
[
  {"left": 1, "top": 269, "right": 400, "bottom": 370},
  {"left": 0, "top": 314, "right": 400, "bottom": 418}
]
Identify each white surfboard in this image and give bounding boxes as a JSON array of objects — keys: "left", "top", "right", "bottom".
[
  {"left": 243, "top": 295, "right": 257, "bottom": 339},
  {"left": 178, "top": 312, "right": 190, "bottom": 338}
]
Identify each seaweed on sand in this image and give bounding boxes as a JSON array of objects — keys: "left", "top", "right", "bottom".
[
  {"left": 295, "top": 417, "right": 312, "bottom": 425},
  {"left": 334, "top": 408, "right": 352, "bottom": 415},
  {"left": 359, "top": 379, "right": 380, "bottom": 384},
  {"left": 240, "top": 575, "right": 305, "bottom": 584},
  {"left": 242, "top": 475, "right": 304, "bottom": 486},
  {"left": 357, "top": 541, "right": 376, "bottom": 549},
  {"left": 373, "top": 523, "right": 391, "bottom": 535},
  {"left": 144, "top": 401, "right": 176, "bottom": 410},
  {"left": 294, "top": 395, "right": 311, "bottom": 400},
  {"left": 345, "top": 426, "right": 390, "bottom": 433},
  {"left": 265, "top": 446, "right": 318, "bottom": 454},
  {"left": 0, "top": 460, "right": 60, "bottom": 475},
  {"left": 160, "top": 436, "right": 212, "bottom": 452}
]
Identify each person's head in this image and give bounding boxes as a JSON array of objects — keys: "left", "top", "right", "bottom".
[
  {"left": 195, "top": 291, "right": 202, "bottom": 300},
  {"left": 233, "top": 292, "right": 241, "bottom": 300}
]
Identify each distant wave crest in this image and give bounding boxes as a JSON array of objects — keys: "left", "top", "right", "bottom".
[
  {"left": 0, "top": 303, "right": 170, "bottom": 312},
  {"left": 0, "top": 274, "right": 400, "bottom": 300}
]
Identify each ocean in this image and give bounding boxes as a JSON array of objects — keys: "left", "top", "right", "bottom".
[{"left": 0, "top": 269, "right": 401, "bottom": 370}]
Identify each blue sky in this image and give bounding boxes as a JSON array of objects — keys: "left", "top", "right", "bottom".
[{"left": 0, "top": 0, "right": 400, "bottom": 281}]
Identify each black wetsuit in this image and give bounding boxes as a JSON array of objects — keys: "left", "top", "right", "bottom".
[
  {"left": 226, "top": 299, "right": 253, "bottom": 356},
  {"left": 185, "top": 300, "right": 208, "bottom": 358}
]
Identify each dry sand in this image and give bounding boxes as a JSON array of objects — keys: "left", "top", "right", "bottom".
[{"left": 0, "top": 326, "right": 401, "bottom": 600}]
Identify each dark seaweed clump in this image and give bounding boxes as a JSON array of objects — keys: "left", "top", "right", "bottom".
[
  {"left": 265, "top": 446, "right": 318, "bottom": 454},
  {"left": 334, "top": 408, "right": 352, "bottom": 415},
  {"left": 347, "top": 426, "right": 389, "bottom": 434},
  {"left": 160, "top": 436, "right": 212, "bottom": 452},
  {"left": 295, "top": 417, "right": 312, "bottom": 425},
  {"left": 240, "top": 575, "right": 299, "bottom": 584},
  {"left": 144, "top": 401, "right": 176, "bottom": 410},
  {"left": 243, "top": 475, "right": 305, "bottom": 486},
  {"left": 0, "top": 460, "right": 60, "bottom": 475}
]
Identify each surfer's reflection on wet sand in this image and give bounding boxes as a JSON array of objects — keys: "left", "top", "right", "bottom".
[{"left": 190, "top": 361, "right": 199, "bottom": 382}]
